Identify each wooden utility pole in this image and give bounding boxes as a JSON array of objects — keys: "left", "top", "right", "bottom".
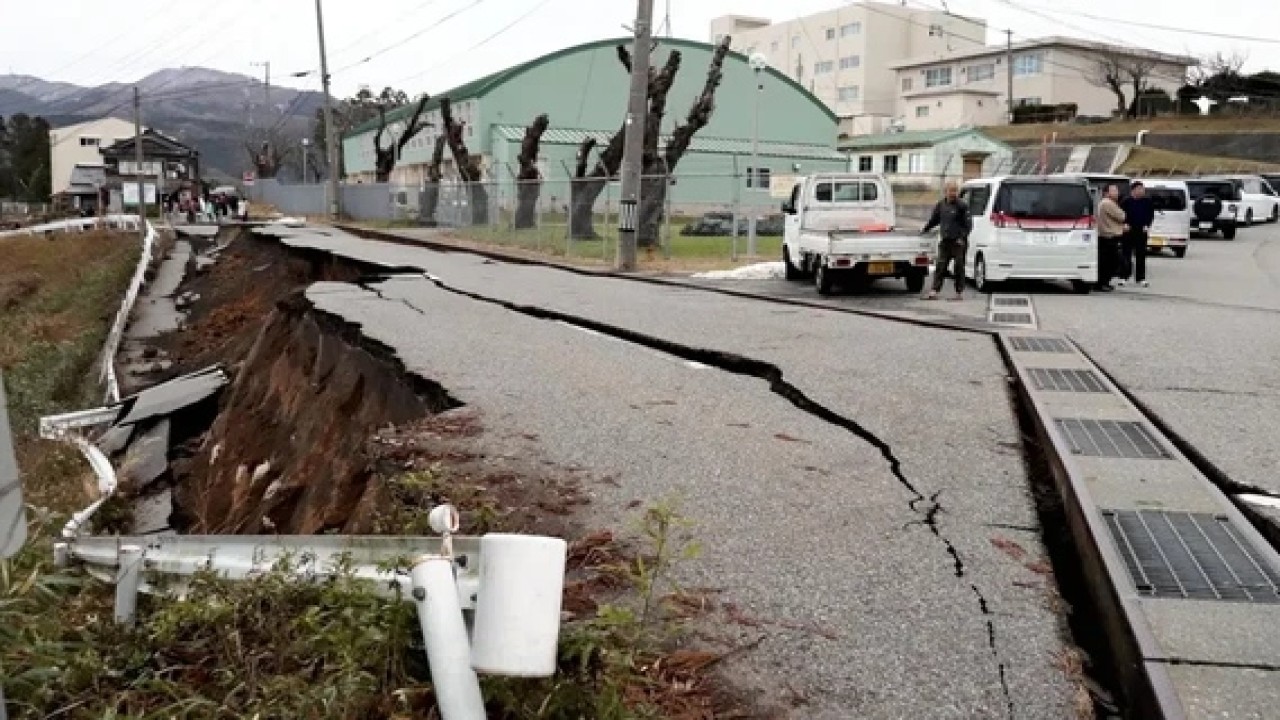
[
  {"left": 616, "top": 0, "right": 654, "bottom": 271},
  {"left": 1005, "top": 29, "right": 1015, "bottom": 123},
  {"left": 315, "top": 0, "right": 339, "bottom": 218},
  {"left": 133, "top": 86, "right": 147, "bottom": 238}
]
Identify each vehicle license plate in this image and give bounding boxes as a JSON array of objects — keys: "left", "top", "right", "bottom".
[
  {"left": 1028, "top": 232, "right": 1058, "bottom": 244},
  {"left": 1198, "top": 222, "right": 1214, "bottom": 230},
  {"left": 866, "top": 261, "right": 895, "bottom": 275}
]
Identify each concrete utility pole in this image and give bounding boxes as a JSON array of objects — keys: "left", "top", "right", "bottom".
[
  {"left": 616, "top": 0, "right": 654, "bottom": 272},
  {"left": 747, "top": 53, "right": 768, "bottom": 257},
  {"left": 133, "top": 86, "right": 146, "bottom": 239},
  {"left": 315, "top": 0, "right": 340, "bottom": 218},
  {"left": 251, "top": 60, "right": 271, "bottom": 118},
  {"left": 1005, "top": 29, "right": 1015, "bottom": 123}
]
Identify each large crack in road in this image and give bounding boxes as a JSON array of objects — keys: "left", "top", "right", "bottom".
[{"left": 360, "top": 270, "right": 1018, "bottom": 717}]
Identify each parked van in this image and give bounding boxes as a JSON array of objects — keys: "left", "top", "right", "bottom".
[
  {"left": 1138, "top": 180, "right": 1191, "bottom": 258},
  {"left": 959, "top": 176, "right": 1097, "bottom": 293}
]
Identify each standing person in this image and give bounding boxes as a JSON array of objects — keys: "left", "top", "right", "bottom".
[
  {"left": 1119, "top": 182, "right": 1154, "bottom": 288},
  {"left": 920, "top": 182, "right": 973, "bottom": 301},
  {"left": 1096, "top": 184, "right": 1128, "bottom": 292}
]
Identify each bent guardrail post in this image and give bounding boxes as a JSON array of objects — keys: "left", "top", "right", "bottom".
[{"left": 114, "top": 545, "right": 144, "bottom": 625}]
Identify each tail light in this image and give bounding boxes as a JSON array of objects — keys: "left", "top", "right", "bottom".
[
  {"left": 991, "top": 211, "right": 1010, "bottom": 228},
  {"left": 1078, "top": 215, "right": 1095, "bottom": 229}
]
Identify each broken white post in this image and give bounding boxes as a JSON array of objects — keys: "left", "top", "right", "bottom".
[
  {"left": 471, "top": 534, "right": 567, "bottom": 677},
  {"left": 411, "top": 556, "right": 485, "bottom": 720},
  {"left": 115, "top": 545, "right": 144, "bottom": 624}
]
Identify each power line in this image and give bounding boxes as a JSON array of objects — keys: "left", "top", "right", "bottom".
[
  {"left": 392, "top": 0, "right": 558, "bottom": 86},
  {"left": 1008, "top": 1, "right": 1280, "bottom": 46},
  {"left": 328, "top": 0, "right": 447, "bottom": 61},
  {"left": 332, "top": 0, "right": 485, "bottom": 76}
]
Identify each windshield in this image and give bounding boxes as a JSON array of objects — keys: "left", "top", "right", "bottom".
[
  {"left": 1147, "top": 188, "right": 1187, "bottom": 211},
  {"left": 1187, "top": 182, "right": 1239, "bottom": 201},
  {"left": 995, "top": 182, "right": 1093, "bottom": 219}
]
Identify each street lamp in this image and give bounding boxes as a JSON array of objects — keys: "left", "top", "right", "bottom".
[
  {"left": 747, "top": 52, "right": 768, "bottom": 257},
  {"left": 301, "top": 138, "right": 311, "bottom": 183}
]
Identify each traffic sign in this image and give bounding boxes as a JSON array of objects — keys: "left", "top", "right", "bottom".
[
  {"left": 0, "top": 373, "right": 27, "bottom": 559},
  {"left": 242, "top": 171, "right": 256, "bottom": 187}
]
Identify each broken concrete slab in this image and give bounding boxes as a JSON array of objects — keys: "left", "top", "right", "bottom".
[
  {"left": 114, "top": 366, "right": 228, "bottom": 428},
  {"left": 117, "top": 419, "right": 170, "bottom": 491},
  {"left": 96, "top": 424, "right": 135, "bottom": 456},
  {"left": 131, "top": 488, "right": 173, "bottom": 535}
]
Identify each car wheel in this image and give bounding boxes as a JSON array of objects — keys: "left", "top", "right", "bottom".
[
  {"left": 1271, "top": 205, "right": 1279, "bottom": 223},
  {"left": 815, "top": 262, "right": 835, "bottom": 296},
  {"left": 905, "top": 268, "right": 926, "bottom": 293},
  {"left": 1071, "top": 280, "right": 1092, "bottom": 294},
  {"left": 1174, "top": 247, "right": 1187, "bottom": 258},
  {"left": 1223, "top": 224, "right": 1238, "bottom": 240},
  {"left": 783, "top": 246, "right": 802, "bottom": 280},
  {"left": 974, "top": 254, "right": 996, "bottom": 293}
]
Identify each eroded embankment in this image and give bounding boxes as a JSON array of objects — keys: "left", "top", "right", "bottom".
[{"left": 159, "top": 228, "right": 582, "bottom": 538}]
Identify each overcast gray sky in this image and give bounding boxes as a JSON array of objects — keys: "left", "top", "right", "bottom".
[{"left": 3, "top": 0, "right": 1278, "bottom": 98}]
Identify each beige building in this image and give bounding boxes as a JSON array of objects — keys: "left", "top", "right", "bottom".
[
  {"left": 49, "top": 117, "right": 145, "bottom": 195},
  {"left": 889, "top": 37, "right": 1195, "bottom": 131},
  {"left": 709, "top": 3, "right": 987, "bottom": 135}
]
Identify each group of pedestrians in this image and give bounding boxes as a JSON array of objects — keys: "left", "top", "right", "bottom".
[
  {"left": 918, "top": 180, "right": 1157, "bottom": 299},
  {"left": 1095, "top": 182, "right": 1154, "bottom": 291}
]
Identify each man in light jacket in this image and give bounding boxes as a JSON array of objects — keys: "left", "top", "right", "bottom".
[{"left": 1096, "top": 185, "right": 1128, "bottom": 292}]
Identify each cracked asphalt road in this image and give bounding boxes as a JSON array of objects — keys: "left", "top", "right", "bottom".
[{"left": 264, "top": 226, "right": 1080, "bottom": 718}]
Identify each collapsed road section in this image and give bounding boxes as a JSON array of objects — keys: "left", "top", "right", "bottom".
[{"left": 114, "top": 222, "right": 1092, "bottom": 718}]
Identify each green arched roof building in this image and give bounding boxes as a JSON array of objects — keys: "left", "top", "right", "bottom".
[{"left": 342, "top": 37, "right": 847, "bottom": 199}]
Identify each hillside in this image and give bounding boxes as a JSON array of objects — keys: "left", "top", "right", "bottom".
[
  {"left": 0, "top": 68, "right": 324, "bottom": 180},
  {"left": 984, "top": 116, "right": 1280, "bottom": 144}
]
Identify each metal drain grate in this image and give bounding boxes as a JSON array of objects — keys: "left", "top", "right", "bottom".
[
  {"left": 1054, "top": 418, "right": 1172, "bottom": 459},
  {"left": 1028, "top": 368, "right": 1109, "bottom": 393},
  {"left": 992, "top": 312, "right": 1034, "bottom": 325},
  {"left": 1009, "top": 336, "right": 1072, "bottom": 353},
  {"left": 1103, "top": 510, "right": 1280, "bottom": 603},
  {"left": 993, "top": 297, "right": 1030, "bottom": 307}
]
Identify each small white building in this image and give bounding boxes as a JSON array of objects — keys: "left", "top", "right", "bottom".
[
  {"left": 48, "top": 117, "right": 145, "bottom": 196},
  {"left": 888, "top": 37, "right": 1196, "bottom": 131},
  {"left": 838, "top": 127, "right": 1013, "bottom": 189}
]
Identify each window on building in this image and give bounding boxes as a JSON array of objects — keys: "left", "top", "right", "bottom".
[
  {"left": 883, "top": 155, "right": 899, "bottom": 173},
  {"left": 791, "top": 35, "right": 800, "bottom": 48},
  {"left": 79, "top": 137, "right": 100, "bottom": 147},
  {"left": 1013, "top": 52, "right": 1044, "bottom": 77},
  {"left": 840, "top": 22, "right": 862, "bottom": 37},
  {"left": 839, "top": 55, "right": 861, "bottom": 70},
  {"left": 916, "top": 105, "right": 930, "bottom": 118},
  {"left": 924, "top": 67, "right": 952, "bottom": 87},
  {"left": 815, "top": 60, "right": 834, "bottom": 74},
  {"left": 837, "top": 86, "right": 860, "bottom": 102},
  {"left": 858, "top": 155, "right": 873, "bottom": 172},
  {"left": 746, "top": 167, "right": 772, "bottom": 189},
  {"left": 966, "top": 63, "right": 995, "bottom": 82},
  {"left": 902, "top": 77, "right": 913, "bottom": 92},
  {"left": 826, "top": 27, "right": 835, "bottom": 40},
  {"left": 908, "top": 153, "right": 927, "bottom": 173}
]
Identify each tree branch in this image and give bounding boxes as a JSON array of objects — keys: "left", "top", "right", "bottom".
[
  {"left": 617, "top": 45, "right": 632, "bottom": 74},
  {"left": 441, "top": 96, "right": 482, "bottom": 182},
  {"left": 664, "top": 35, "right": 731, "bottom": 172},
  {"left": 427, "top": 135, "right": 446, "bottom": 183},
  {"left": 643, "top": 50, "right": 682, "bottom": 166},
  {"left": 396, "top": 94, "right": 431, "bottom": 154},
  {"left": 574, "top": 137, "right": 597, "bottom": 178},
  {"left": 517, "top": 114, "right": 550, "bottom": 181}
]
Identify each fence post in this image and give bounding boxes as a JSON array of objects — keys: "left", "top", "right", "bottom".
[
  {"left": 114, "top": 545, "right": 143, "bottom": 625},
  {"left": 730, "top": 156, "right": 740, "bottom": 262},
  {"left": 411, "top": 556, "right": 486, "bottom": 720},
  {"left": 663, "top": 169, "right": 673, "bottom": 261}
]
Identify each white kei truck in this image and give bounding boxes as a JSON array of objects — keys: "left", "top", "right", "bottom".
[{"left": 780, "top": 173, "right": 936, "bottom": 296}]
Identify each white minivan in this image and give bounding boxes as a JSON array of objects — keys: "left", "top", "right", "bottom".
[
  {"left": 959, "top": 176, "right": 1098, "bottom": 294},
  {"left": 1204, "top": 175, "right": 1280, "bottom": 225},
  {"left": 1139, "top": 180, "right": 1191, "bottom": 258}
]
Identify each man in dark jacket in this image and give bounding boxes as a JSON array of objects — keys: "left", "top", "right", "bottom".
[
  {"left": 921, "top": 182, "right": 973, "bottom": 300},
  {"left": 1119, "top": 182, "right": 1154, "bottom": 287}
]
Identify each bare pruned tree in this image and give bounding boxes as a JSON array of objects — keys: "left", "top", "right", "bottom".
[
  {"left": 373, "top": 94, "right": 431, "bottom": 183},
  {"left": 420, "top": 135, "right": 447, "bottom": 226},
  {"left": 440, "top": 96, "right": 488, "bottom": 225},
  {"left": 515, "top": 114, "right": 549, "bottom": 229},
  {"left": 569, "top": 36, "right": 731, "bottom": 243},
  {"left": 245, "top": 137, "right": 294, "bottom": 179},
  {"left": 1088, "top": 51, "right": 1160, "bottom": 119}
]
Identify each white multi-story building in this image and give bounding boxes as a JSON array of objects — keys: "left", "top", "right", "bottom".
[
  {"left": 889, "top": 37, "right": 1195, "bottom": 132},
  {"left": 710, "top": 3, "right": 987, "bottom": 134},
  {"left": 48, "top": 117, "right": 144, "bottom": 195}
]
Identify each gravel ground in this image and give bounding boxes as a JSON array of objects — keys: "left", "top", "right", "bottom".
[{"left": 262, "top": 224, "right": 1084, "bottom": 717}]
